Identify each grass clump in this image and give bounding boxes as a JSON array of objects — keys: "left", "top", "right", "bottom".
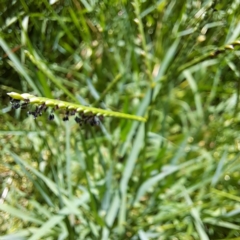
[{"left": 1, "top": 0, "right": 240, "bottom": 239}]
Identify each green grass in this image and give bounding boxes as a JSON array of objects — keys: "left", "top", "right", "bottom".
[{"left": 1, "top": 0, "right": 240, "bottom": 239}]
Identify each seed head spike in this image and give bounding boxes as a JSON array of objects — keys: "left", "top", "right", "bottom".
[{"left": 8, "top": 92, "right": 147, "bottom": 123}]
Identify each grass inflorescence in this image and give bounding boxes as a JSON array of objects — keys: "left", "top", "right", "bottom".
[
  {"left": 9, "top": 93, "right": 103, "bottom": 127},
  {"left": 8, "top": 92, "right": 146, "bottom": 126}
]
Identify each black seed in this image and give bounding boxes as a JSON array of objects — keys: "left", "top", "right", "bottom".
[
  {"left": 21, "top": 102, "right": 28, "bottom": 109},
  {"left": 49, "top": 113, "right": 54, "bottom": 121},
  {"left": 35, "top": 104, "right": 46, "bottom": 116},
  {"left": 27, "top": 111, "right": 37, "bottom": 119},
  {"left": 43, "top": 105, "right": 48, "bottom": 112},
  {"left": 63, "top": 110, "right": 70, "bottom": 121},
  {"left": 88, "top": 115, "right": 102, "bottom": 126},
  {"left": 39, "top": 103, "right": 45, "bottom": 111},
  {"left": 10, "top": 98, "right": 18, "bottom": 104},
  {"left": 20, "top": 99, "right": 30, "bottom": 109},
  {"left": 92, "top": 116, "right": 100, "bottom": 126},
  {"left": 94, "top": 116, "right": 100, "bottom": 126},
  {"left": 23, "top": 99, "right": 30, "bottom": 104},
  {"left": 63, "top": 116, "right": 69, "bottom": 121},
  {"left": 75, "top": 116, "right": 81, "bottom": 123},
  {"left": 87, "top": 116, "right": 94, "bottom": 126},
  {"left": 10, "top": 99, "right": 21, "bottom": 109},
  {"left": 12, "top": 102, "right": 21, "bottom": 109},
  {"left": 75, "top": 116, "right": 84, "bottom": 127},
  {"left": 80, "top": 112, "right": 88, "bottom": 118},
  {"left": 70, "top": 110, "right": 76, "bottom": 116},
  {"left": 32, "top": 106, "right": 40, "bottom": 118}
]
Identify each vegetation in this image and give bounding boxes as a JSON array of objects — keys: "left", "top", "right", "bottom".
[{"left": 1, "top": 0, "right": 240, "bottom": 239}]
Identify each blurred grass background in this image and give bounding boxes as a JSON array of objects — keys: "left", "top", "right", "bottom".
[{"left": 1, "top": 0, "right": 240, "bottom": 239}]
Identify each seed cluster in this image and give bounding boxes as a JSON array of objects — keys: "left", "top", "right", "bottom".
[
  {"left": 75, "top": 114, "right": 103, "bottom": 126},
  {"left": 28, "top": 103, "right": 48, "bottom": 119},
  {"left": 10, "top": 99, "right": 24, "bottom": 109},
  {"left": 9, "top": 97, "right": 103, "bottom": 127}
]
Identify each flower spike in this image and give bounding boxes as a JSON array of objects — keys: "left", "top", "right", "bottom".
[{"left": 7, "top": 92, "right": 147, "bottom": 123}]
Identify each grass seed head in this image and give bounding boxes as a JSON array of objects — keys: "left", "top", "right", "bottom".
[{"left": 9, "top": 96, "right": 103, "bottom": 128}]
